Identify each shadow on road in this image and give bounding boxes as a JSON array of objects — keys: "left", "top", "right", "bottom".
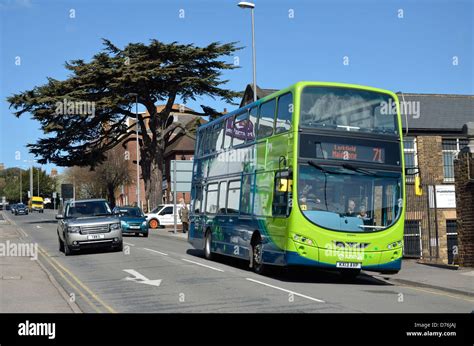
[
  {"left": 185, "top": 249, "right": 391, "bottom": 286},
  {"left": 24, "top": 219, "right": 57, "bottom": 225}
]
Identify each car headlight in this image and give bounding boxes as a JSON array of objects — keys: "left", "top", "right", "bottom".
[
  {"left": 68, "top": 226, "right": 81, "bottom": 233},
  {"left": 110, "top": 223, "right": 121, "bottom": 231},
  {"left": 120, "top": 220, "right": 127, "bottom": 228},
  {"left": 387, "top": 240, "right": 403, "bottom": 249},
  {"left": 293, "top": 234, "right": 316, "bottom": 247},
  {"left": 142, "top": 221, "right": 147, "bottom": 226}
]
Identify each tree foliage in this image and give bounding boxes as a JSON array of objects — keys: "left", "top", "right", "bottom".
[{"left": 8, "top": 39, "right": 241, "bottom": 207}]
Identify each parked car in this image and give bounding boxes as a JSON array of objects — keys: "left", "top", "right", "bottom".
[
  {"left": 146, "top": 204, "right": 184, "bottom": 229},
  {"left": 112, "top": 206, "right": 148, "bottom": 237},
  {"left": 10, "top": 204, "right": 17, "bottom": 214},
  {"left": 56, "top": 199, "right": 123, "bottom": 256},
  {"left": 15, "top": 203, "right": 28, "bottom": 215}
]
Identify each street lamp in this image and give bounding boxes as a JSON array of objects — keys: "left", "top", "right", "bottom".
[
  {"left": 238, "top": 1, "right": 257, "bottom": 102},
  {"left": 23, "top": 158, "right": 36, "bottom": 200},
  {"left": 127, "top": 93, "right": 141, "bottom": 209}
]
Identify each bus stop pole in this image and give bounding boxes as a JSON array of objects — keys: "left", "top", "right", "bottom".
[{"left": 173, "top": 161, "right": 177, "bottom": 234}]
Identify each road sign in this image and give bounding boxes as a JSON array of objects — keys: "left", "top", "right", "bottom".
[
  {"left": 170, "top": 160, "right": 193, "bottom": 193},
  {"left": 61, "top": 184, "right": 74, "bottom": 199},
  {"left": 52, "top": 192, "right": 57, "bottom": 198}
]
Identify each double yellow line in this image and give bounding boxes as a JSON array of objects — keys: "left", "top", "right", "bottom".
[{"left": 37, "top": 246, "right": 117, "bottom": 313}]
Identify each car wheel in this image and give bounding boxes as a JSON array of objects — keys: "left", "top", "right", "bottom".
[
  {"left": 64, "top": 242, "right": 72, "bottom": 256},
  {"left": 339, "top": 269, "right": 361, "bottom": 281},
  {"left": 149, "top": 218, "right": 160, "bottom": 229},
  {"left": 58, "top": 234, "right": 64, "bottom": 252},
  {"left": 251, "top": 237, "right": 266, "bottom": 275},
  {"left": 204, "top": 230, "right": 213, "bottom": 260},
  {"left": 114, "top": 242, "right": 123, "bottom": 252},
  {"left": 142, "top": 232, "right": 148, "bottom": 238}
]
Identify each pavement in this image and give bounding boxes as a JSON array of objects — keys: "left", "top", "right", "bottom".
[
  {"left": 0, "top": 215, "right": 77, "bottom": 313},
  {"left": 376, "top": 260, "right": 474, "bottom": 298},
  {"left": 0, "top": 210, "right": 473, "bottom": 313}
]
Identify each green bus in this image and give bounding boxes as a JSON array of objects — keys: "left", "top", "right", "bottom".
[{"left": 189, "top": 81, "right": 405, "bottom": 278}]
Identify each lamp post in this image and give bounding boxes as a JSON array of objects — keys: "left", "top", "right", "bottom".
[
  {"left": 127, "top": 93, "right": 140, "bottom": 209},
  {"left": 238, "top": 1, "right": 257, "bottom": 102},
  {"left": 23, "top": 159, "right": 36, "bottom": 200},
  {"left": 19, "top": 167, "right": 22, "bottom": 203}
]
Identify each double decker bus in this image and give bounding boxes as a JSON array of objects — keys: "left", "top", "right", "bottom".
[{"left": 189, "top": 81, "right": 405, "bottom": 278}]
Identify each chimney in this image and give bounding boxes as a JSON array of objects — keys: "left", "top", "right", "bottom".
[{"left": 462, "top": 122, "right": 474, "bottom": 154}]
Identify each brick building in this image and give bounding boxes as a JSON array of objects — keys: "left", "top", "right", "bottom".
[
  {"left": 399, "top": 93, "right": 473, "bottom": 264},
  {"left": 115, "top": 104, "right": 205, "bottom": 211}
]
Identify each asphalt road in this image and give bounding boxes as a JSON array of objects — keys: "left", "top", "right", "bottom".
[{"left": 4, "top": 210, "right": 472, "bottom": 313}]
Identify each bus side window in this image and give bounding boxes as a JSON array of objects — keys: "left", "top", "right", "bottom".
[
  {"left": 227, "top": 181, "right": 241, "bottom": 214},
  {"left": 218, "top": 182, "right": 227, "bottom": 214},
  {"left": 275, "top": 93, "right": 293, "bottom": 134},
  {"left": 205, "top": 183, "right": 219, "bottom": 214},
  {"left": 257, "top": 99, "right": 276, "bottom": 139},
  {"left": 192, "top": 185, "right": 203, "bottom": 214},
  {"left": 233, "top": 111, "right": 249, "bottom": 146},
  {"left": 240, "top": 174, "right": 254, "bottom": 215},
  {"left": 196, "top": 131, "right": 204, "bottom": 157},
  {"left": 202, "top": 127, "right": 210, "bottom": 155},
  {"left": 248, "top": 106, "right": 258, "bottom": 142},
  {"left": 223, "top": 116, "right": 234, "bottom": 149}
]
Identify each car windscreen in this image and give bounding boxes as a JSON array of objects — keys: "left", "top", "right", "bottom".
[
  {"left": 66, "top": 201, "right": 112, "bottom": 218},
  {"left": 120, "top": 208, "right": 144, "bottom": 217}
]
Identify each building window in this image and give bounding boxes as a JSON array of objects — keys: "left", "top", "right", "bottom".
[
  {"left": 403, "top": 220, "right": 421, "bottom": 258},
  {"left": 442, "top": 138, "right": 468, "bottom": 182},
  {"left": 403, "top": 137, "right": 418, "bottom": 183},
  {"left": 446, "top": 220, "right": 458, "bottom": 264}
]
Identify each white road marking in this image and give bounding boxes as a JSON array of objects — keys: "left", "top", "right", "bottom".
[
  {"left": 181, "top": 258, "right": 224, "bottom": 272},
  {"left": 143, "top": 248, "right": 168, "bottom": 256},
  {"left": 245, "top": 278, "right": 325, "bottom": 303},
  {"left": 36, "top": 225, "right": 42, "bottom": 229},
  {"left": 122, "top": 269, "right": 162, "bottom": 287},
  {"left": 123, "top": 242, "right": 135, "bottom": 247}
]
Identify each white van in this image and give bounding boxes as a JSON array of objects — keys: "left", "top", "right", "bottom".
[{"left": 146, "top": 204, "right": 185, "bottom": 229}]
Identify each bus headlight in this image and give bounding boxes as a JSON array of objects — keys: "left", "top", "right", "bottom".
[
  {"left": 387, "top": 240, "right": 403, "bottom": 249},
  {"left": 293, "top": 234, "right": 316, "bottom": 247}
]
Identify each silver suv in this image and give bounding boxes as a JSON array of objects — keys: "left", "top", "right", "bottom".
[{"left": 56, "top": 199, "right": 123, "bottom": 256}]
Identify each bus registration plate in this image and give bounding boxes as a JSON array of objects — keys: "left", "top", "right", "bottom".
[{"left": 336, "top": 262, "right": 361, "bottom": 269}]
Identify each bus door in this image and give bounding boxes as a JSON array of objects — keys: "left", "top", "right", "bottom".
[{"left": 190, "top": 184, "right": 205, "bottom": 246}]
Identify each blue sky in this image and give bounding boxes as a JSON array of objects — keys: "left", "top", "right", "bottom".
[{"left": 1, "top": 0, "right": 472, "bottom": 173}]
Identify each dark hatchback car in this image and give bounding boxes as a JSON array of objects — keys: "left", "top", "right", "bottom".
[
  {"left": 14, "top": 203, "right": 28, "bottom": 215},
  {"left": 113, "top": 206, "right": 148, "bottom": 237}
]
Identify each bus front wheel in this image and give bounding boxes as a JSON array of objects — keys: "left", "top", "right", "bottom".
[
  {"left": 204, "top": 230, "right": 213, "bottom": 260},
  {"left": 251, "top": 236, "right": 265, "bottom": 275}
]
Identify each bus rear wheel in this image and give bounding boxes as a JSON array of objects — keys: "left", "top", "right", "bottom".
[{"left": 204, "top": 230, "right": 213, "bottom": 260}]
